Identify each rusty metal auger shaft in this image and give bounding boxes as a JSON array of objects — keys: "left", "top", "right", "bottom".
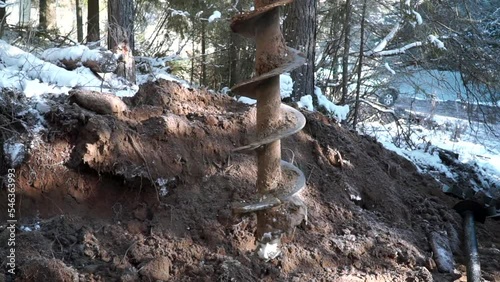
[{"left": 230, "top": 0, "right": 307, "bottom": 259}]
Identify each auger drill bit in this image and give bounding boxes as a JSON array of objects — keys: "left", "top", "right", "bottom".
[{"left": 230, "top": 0, "right": 307, "bottom": 260}]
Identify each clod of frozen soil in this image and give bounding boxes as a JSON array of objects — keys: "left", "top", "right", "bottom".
[
  {"left": 1, "top": 79, "right": 499, "bottom": 281},
  {"left": 69, "top": 89, "right": 128, "bottom": 116},
  {"left": 18, "top": 258, "right": 79, "bottom": 282}
]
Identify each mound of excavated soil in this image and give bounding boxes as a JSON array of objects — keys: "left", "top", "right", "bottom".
[{"left": 1, "top": 79, "right": 499, "bottom": 281}]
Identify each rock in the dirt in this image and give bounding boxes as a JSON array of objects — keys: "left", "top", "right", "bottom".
[
  {"left": 217, "top": 257, "right": 257, "bottom": 282},
  {"left": 139, "top": 256, "right": 171, "bottom": 281},
  {"left": 18, "top": 258, "right": 79, "bottom": 282},
  {"left": 428, "top": 231, "right": 455, "bottom": 273},
  {"left": 405, "top": 266, "right": 433, "bottom": 282},
  {"left": 206, "top": 114, "right": 219, "bottom": 126},
  {"left": 120, "top": 267, "right": 139, "bottom": 282},
  {"left": 69, "top": 89, "right": 128, "bottom": 116}
]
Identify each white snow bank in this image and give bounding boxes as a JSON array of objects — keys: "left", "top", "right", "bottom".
[
  {"left": 41, "top": 45, "right": 104, "bottom": 62},
  {"left": 22, "top": 79, "right": 70, "bottom": 97},
  {"left": 361, "top": 115, "right": 500, "bottom": 194},
  {"left": 0, "top": 40, "right": 103, "bottom": 89},
  {"left": 280, "top": 73, "right": 294, "bottom": 99},
  {"left": 297, "top": 95, "right": 314, "bottom": 111},
  {"left": 233, "top": 73, "right": 298, "bottom": 104},
  {"left": 236, "top": 96, "right": 256, "bottom": 105},
  {"left": 315, "top": 87, "right": 349, "bottom": 121}
]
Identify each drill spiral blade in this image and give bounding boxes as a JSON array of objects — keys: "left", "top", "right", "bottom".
[{"left": 230, "top": 0, "right": 307, "bottom": 259}]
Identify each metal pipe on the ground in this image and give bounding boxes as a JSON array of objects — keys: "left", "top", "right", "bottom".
[
  {"left": 454, "top": 200, "right": 489, "bottom": 282},
  {"left": 463, "top": 210, "right": 481, "bottom": 282}
]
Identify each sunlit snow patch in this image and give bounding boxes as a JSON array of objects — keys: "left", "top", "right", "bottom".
[
  {"left": 257, "top": 232, "right": 281, "bottom": 261},
  {"left": 297, "top": 95, "right": 314, "bottom": 111},
  {"left": 280, "top": 73, "right": 294, "bottom": 99},
  {"left": 156, "top": 177, "right": 176, "bottom": 197},
  {"left": 236, "top": 96, "right": 256, "bottom": 105},
  {"left": 315, "top": 87, "right": 349, "bottom": 121}
]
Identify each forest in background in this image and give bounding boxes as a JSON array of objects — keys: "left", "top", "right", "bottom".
[{"left": 1, "top": 0, "right": 498, "bottom": 114}]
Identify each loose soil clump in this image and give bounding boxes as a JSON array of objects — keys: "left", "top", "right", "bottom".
[{"left": 1, "top": 79, "right": 498, "bottom": 281}]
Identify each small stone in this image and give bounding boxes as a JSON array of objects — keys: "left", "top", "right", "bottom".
[
  {"left": 120, "top": 268, "right": 139, "bottom": 282},
  {"left": 127, "top": 220, "right": 147, "bottom": 234},
  {"left": 221, "top": 120, "right": 231, "bottom": 129},
  {"left": 139, "top": 256, "right": 171, "bottom": 281},
  {"left": 82, "top": 264, "right": 100, "bottom": 273},
  {"left": 206, "top": 115, "right": 218, "bottom": 126}
]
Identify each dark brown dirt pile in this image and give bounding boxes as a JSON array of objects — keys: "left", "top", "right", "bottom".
[{"left": 0, "top": 79, "right": 498, "bottom": 281}]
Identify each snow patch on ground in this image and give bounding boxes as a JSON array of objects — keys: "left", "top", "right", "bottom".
[
  {"left": 257, "top": 233, "right": 281, "bottom": 261},
  {"left": 0, "top": 40, "right": 136, "bottom": 96},
  {"left": 315, "top": 87, "right": 350, "bottom": 121},
  {"left": 42, "top": 45, "right": 104, "bottom": 62},
  {"left": 297, "top": 95, "right": 314, "bottom": 111},
  {"left": 280, "top": 73, "right": 294, "bottom": 99},
  {"left": 361, "top": 114, "right": 500, "bottom": 194},
  {"left": 236, "top": 96, "right": 256, "bottom": 105}
]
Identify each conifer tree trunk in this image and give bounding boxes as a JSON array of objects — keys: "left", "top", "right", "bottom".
[
  {"left": 229, "top": 31, "right": 240, "bottom": 87},
  {"left": 0, "top": 6, "right": 7, "bottom": 37},
  {"left": 201, "top": 20, "right": 207, "bottom": 86},
  {"left": 76, "top": 0, "right": 83, "bottom": 42},
  {"left": 353, "top": 0, "right": 367, "bottom": 129},
  {"left": 39, "top": 0, "right": 57, "bottom": 30},
  {"left": 108, "top": 0, "right": 136, "bottom": 83},
  {"left": 19, "top": 0, "right": 31, "bottom": 27},
  {"left": 87, "top": 0, "right": 100, "bottom": 43},
  {"left": 341, "top": 0, "right": 352, "bottom": 104},
  {"left": 283, "top": 0, "right": 317, "bottom": 102}
]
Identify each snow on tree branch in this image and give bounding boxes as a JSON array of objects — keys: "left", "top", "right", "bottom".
[
  {"left": 427, "top": 35, "right": 446, "bottom": 50},
  {"left": 208, "top": 11, "right": 221, "bottom": 23},
  {"left": 169, "top": 8, "right": 190, "bottom": 17},
  {"left": 366, "top": 23, "right": 400, "bottom": 55},
  {"left": 412, "top": 10, "right": 423, "bottom": 25},
  {"left": 368, "top": 41, "right": 423, "bottom": 57},
  {"left": 384, "top": 62, "right": 396, "bottom": 75}
]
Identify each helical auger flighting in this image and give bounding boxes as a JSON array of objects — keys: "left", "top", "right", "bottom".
[{"left": 230, "top": 0, "right": 307, "bottom": 259}]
